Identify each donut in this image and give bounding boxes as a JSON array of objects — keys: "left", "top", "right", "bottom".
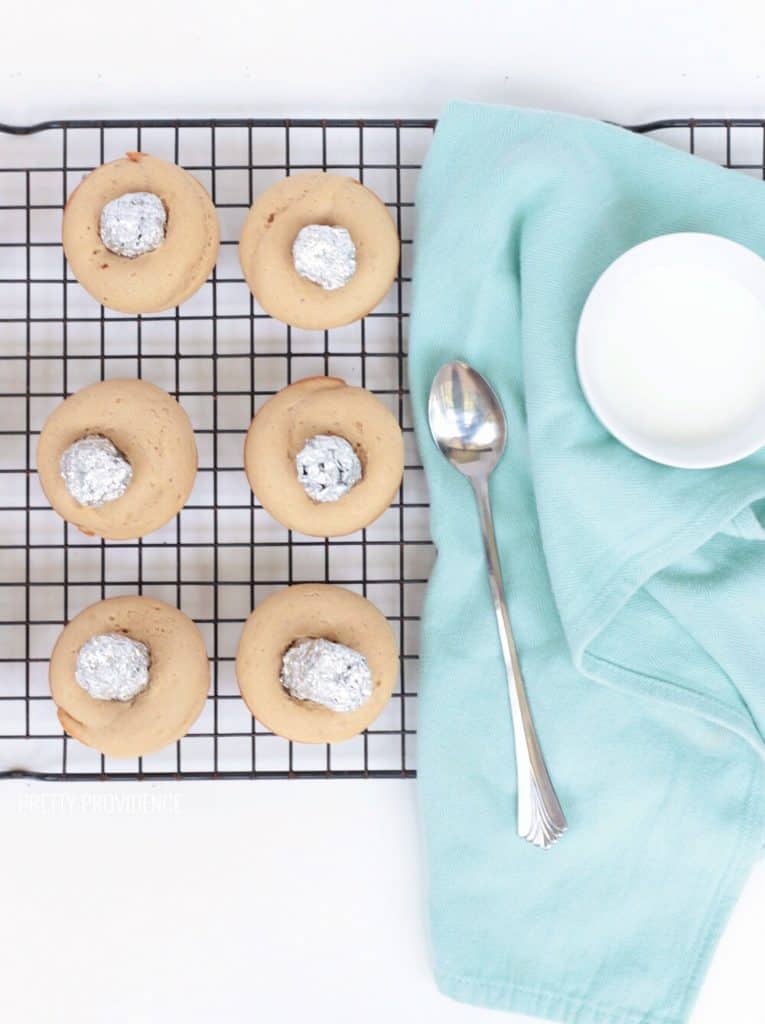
[
  {"left": 50, "top": 596, "right": 209, "bottom": 758},
  {"left": 238, "top": 172, "right": 399, "bottom": 329},
  {"left": 236, "top": 584, "right": 398, "bottom": 744},
  {"left": 36, "top": 379, "right": 198, "bottom": 541},
  {"left": 243, "top": 376, "right": 404, "bottom": 537},
  {"left": 62, "top": 152, "right": 219, "bottom": 314}
]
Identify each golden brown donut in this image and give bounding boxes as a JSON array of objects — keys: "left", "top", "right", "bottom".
[
  {"left": 238, "top": 172, "right": 399, "bottom": 329},
  {"left": 50, "top": 596, "right": 209, "bottom": 758},
  {"left": 36, "top": 378, "right": 197, "bottom": 541},
  {"left": 236, "top": 584, "right": 398, "bottom": 743},
  {"left": 244, "top": 376, "right": 404, "bottom": 537},
  {"left": 62, "top": 152, "right": 219, "bottom": 314}
]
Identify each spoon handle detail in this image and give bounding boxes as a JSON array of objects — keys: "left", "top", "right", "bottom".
[{"left": 471, "top": 476, "right": 567, "bottom": 850}]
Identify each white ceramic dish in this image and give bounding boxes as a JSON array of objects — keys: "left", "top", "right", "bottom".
[{"left": 576, "top": 232, "right": 765, "bottom": 469}]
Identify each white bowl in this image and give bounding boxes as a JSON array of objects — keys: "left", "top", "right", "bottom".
[{"left": 576, "top": 232, "right": 765, "bottom": 469}]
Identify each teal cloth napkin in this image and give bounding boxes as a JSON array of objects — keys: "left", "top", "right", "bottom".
[{"left": 408, "top": 102, "right": 765, "bottom": 1024}]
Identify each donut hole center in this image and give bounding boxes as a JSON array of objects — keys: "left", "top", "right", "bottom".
[
  {"left": 292, "top": 224, "right": 356, "bottom": 291},
  {"left": 99, "top": 191, "right": 167, "bottom": 258},
  {"left": 75, "top": 632, "right": 151, "bottom": 702},
  {"left": 280, "top": 636, "right": 372, "bottom": 712},
  {"left": 60, "top": 434, "right": 133, "bottom": 508},
  {"left": 295, "top": 434, "right": 362, "bottom": 503}
]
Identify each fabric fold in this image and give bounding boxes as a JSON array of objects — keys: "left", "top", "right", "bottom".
[{"left": 409, "top": 101, "right": 765, "bottom": 1024}]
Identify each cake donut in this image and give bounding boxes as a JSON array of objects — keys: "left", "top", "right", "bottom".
[
  {"left": 236, "top": 584, "right": 398, "bottom": 744},
  {"left": 36, "top": 379, "right": 198, "bottom": 541},
  {"left": 238, "top": 172, "right": 399, "bottom": 329},
  {"left": 62, "top": 152, "right": 219, "bottom": 314},
  {"left": 50, "top": 596, "right": 209, "bottom": 758},
  {"left": 244, "top": 376, "right": 404, "bottom": 537}
]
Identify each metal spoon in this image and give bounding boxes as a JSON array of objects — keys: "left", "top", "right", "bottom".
[{"left": 428, "top": 360, "right": 567, "bottom": 849}]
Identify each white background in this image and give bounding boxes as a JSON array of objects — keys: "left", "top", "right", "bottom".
[{"left": 1, "top": 2, "right": 764, "bottom": 1022}]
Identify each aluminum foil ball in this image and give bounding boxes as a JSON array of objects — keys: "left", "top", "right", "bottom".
[
  {"left": 99, "top": 191, "right": 167, "bottom": 258},
  {"left": 281, "top": 638, "right": 373, "bottom": 712},
  {"left": 292, "top": 224, "right": 356, "bottom": 290},
  {"left": 75, "top": 633, "right": 151, "bottom": 702},
  {"left": 296, "top": 434, "right": 361, "bottom": 503},
  {"left": 60, "top": 435, "right": 133, "bottom": 508}
]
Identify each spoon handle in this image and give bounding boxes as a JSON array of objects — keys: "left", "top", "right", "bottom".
[{"left": 471, "top": 477, "right": 567, "bottom": 850}]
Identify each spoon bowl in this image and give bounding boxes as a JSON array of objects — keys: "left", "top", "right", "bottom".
[{"left": 428, "top": 361, "right": 506, "bottom": 478}]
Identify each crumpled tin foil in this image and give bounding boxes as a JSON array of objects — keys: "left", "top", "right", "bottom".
[
  {"left": 281, "top": 637, "right": 372, "bottom": 712},
  {"left": 99, "top": 191, "right": 167, "bottom": 258},
  {"left": 60, "top": 435, "right": 133, "bottom": 508},
  {"left": 75, "top": 632, "right": 151, "bottom": 702},
  {"left": 292, "top": 224, "right": 356, "bottom": 290},
  {"left": 296, "top": 434, "right": 361, "bottom": 503}
]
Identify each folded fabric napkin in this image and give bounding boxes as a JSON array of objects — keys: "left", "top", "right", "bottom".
[{"left": 409, "top": 102, "right": 765, "bottom": 1024}]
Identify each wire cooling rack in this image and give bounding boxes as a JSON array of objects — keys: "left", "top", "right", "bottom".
[{"left": 0, "top": 117, "right": 763, "bottom": 782}]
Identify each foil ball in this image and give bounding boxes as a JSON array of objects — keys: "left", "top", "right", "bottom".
[
  {"left": 281, "top": 637, "right": 372, "bottom": 712},
  {"left": 60, "top": 435, "right": 133, "bottom": 508},
  {"left": 296, "top": 434, "right": 361, "bottom": 503},
  {"left": 75, "top": 633, "right": 151, "bottom": 702},
  {"left": 292, "top": 224, "right": 356, "bottom": 290},
  {"left": 99, "top": 191, "right": 167, "bottom": 258}
]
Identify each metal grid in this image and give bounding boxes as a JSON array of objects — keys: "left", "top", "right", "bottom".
[
  {"left": 0, "top": 118, "right": 436, "bottom": 780},
  {"left": 0, "top": 117, "right": 762, "bottom": 781}
]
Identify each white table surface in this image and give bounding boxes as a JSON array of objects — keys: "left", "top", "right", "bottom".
[{"left": 1, "top": 2, "right": 763, "bottom": 1022}]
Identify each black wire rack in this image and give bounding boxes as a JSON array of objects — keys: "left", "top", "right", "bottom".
[{"left": 0, "top": 116, "right": 762, "bottom": 782}]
